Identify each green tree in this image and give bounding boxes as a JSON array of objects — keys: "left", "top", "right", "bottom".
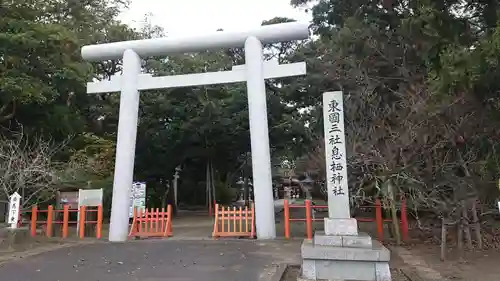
[{"left": 287, "top": 0, "right": 500, "bottom": 239}]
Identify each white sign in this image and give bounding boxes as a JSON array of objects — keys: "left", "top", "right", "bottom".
[
  {"left": 323, "top": 91, "right": 350, "bottom": 218},
  {"left": 77, "top": 189, "right": 103, "bottom": 233},
  {"left": 78, "top": 189, "right": 103, "bottom": 207},
  {"left": 129, "top": 182, "right": 146, "bottom": 218},
  {"left": 8, "top": 192, "right": 21, "bottom": 228}
]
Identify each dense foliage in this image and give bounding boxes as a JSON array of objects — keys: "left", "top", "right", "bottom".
[
  {"left": 2, "top": 0, "right": 500, "bottom": 229},
  {"left": 0, "top": 0, "right": 309, "bottom": 209},
  {"left": 290, "top": 0, "right": 500, "bottom": 225}
]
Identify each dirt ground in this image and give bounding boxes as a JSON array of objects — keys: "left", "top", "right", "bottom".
[
  {"left": 407, "top": 244, "right": 500, "bottom": 281},
  {"left": 281, "top": 265, "right": 410, "bottom": 281}
]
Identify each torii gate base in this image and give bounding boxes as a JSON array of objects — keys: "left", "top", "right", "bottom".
[{"left": 81, "top": 22, "right": 309, "bottom": 242}]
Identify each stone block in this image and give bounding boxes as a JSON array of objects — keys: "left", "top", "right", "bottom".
[
  {"left": 314, "top": 231, "right": 373, "bottom": 248},
  {"left": 342, "top": 232, "right": 373, "bottom": 248},
  {"left": 301, "top": 259, "right": 316, "bottom": 279},
  {"left": 375, "top": 262, "right": 392, "bottom": 281},
  {"left": 313, "top": 231, "right": 342, "bottom": 247},
  {"left": 301, "top": 240, "right": 390, "bottom": 262},
  {"left": 300, "top": 232, "right": 392, "bottom": 280},
  {"left": 0, "top": 227, "right": 31, "bottom": 249},
  {"left": 315, "top": 259, "right": 376, "bottom": 280},
  {"left": 301, "top": 259, "right": 392, "bottom": 281},
  {"left": 373, "top": 240, "right": 391, "bottom": 261},
  {"left": 324, "top": 218, "right": 358, "bottom": 236}
]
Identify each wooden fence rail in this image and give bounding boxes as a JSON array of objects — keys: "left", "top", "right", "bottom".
[
  {"left": 283, "top": 199, "right": 409, "bottom": 242},
  {"left": 128, "top": 205, "right": 173, "bottom": 238},
  {"left": 20, "top": 205, "right": 103, "bottom": 239},
  {"left": 212, "top": 204, "right": 255, "bottom": 238}
]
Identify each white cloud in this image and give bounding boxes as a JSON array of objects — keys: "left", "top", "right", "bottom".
[{"left": 118, "top": 0, "right": 312, "bottom": 36}]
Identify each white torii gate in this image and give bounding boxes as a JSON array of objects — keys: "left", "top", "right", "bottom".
[{"left": 81, "top": 22, "right": 309, "bottom": 242}]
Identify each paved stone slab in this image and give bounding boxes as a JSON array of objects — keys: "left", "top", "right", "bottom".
[{"left": 0, "top": 239, "right": 301, "bottom": 281}]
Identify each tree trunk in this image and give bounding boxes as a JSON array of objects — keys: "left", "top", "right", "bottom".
[
  {"left": 462, "top": 201, "right": 473, "bottom": 250},
  {"left": 387, "top": 180, "right": 401, "bottom": 245},
  {"left": 210, "top": 160, "right": 216, "bottom": 204},
  {"left": 206, "top": 161, "right": 212, "bottom": 211},
  {"left": 471, "top": 199, "right": 482, "bottom": 249},
  {"left": 173, "top": 167, "right": 180, "bottom": 214},
  {"left": 385, "top": 208, "right": 393, "bottom": 238},
  {"left": 441, "top": 217, "right": 447, "bottom": 261},
  {"left": 161, "top": 182, "right": 170, "bottom": 210},
  {"left": 457, "top": 218, "right": 464, "bottom": 258},
  {"left": 298, "top": 182, "right": 312, "bottom": 199}
]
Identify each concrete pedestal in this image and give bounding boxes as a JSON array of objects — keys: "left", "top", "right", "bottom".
[{"left": 300, "top": 218, "right": 391, "bottom": 281}]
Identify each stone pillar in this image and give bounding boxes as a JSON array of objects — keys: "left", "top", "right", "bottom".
[
  {"left": 108, "top": 49, "right": 141, "bottom": 242},
  {"left": 245, "top": 36, "right": 276, "bottom": 239},
  {"left": 299, "top": 91, "right": 391, "bottom": 281}
]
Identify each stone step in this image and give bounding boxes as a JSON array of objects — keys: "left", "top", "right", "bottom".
[
  {"left": 301, "top": 239, "right": 390, "bottom": 262},
  {"left": 314, "top": 231, "right": 373, "bottom": 248},
  {"left": 301, "top": 238, "right": 391, "bottom": 281}
]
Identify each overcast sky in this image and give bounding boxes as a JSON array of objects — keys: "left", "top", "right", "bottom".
[{"left": 118, "top": 0, "right": 312, "bottom": 36}]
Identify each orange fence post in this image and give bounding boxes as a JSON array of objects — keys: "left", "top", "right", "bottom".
[
  {"left": 167, "top": 205, "right": 173, "bottom": 235},
  {"left": 139, "top": 208, "right": 144, "bottom": 233},
  {"left": 251, "top": 204, "right": 255, "bottom": 238},
  {"left": 96, "top": 205, "right": 103, "bottom": 239},
  {"left": 401, "top": 198, "right": 409, "bottom": 242},
  {"left": 145, "top": 209, "right": 150, "bottom": 233},
  {"left": 129, "top": 208, "right": 138, "bottom": 238},
  {"left": 155, "top": 208, "right": 159, "bottom": 233},
  {"left": 239, "top": 207, "right": 243, "bottom": 233},
  {"left": 212, "top": 203, "right": 255, "bottom": 239},
  {"left": 160, "top": 207, "right": 165, "bottom": 233},
  {"left": 232, "top": 207, "right": 236, "bottom": 233},
  {"left": 31, "top": 205, "right": 38, "bottom": 237},
  {"left": 149, "top": 208, "right": 154, "bottom": 231},
  {"left": 62, "top": 205, "right": 69, "bottom": 238},
  {"left": 375, "top": 199, "right": 383, "bottom": 241},
  {"left": 46, "top": 205, "right": 54, "bottom": 237},
  {"left": 305, "top": 200, "right": 313, "bottom": 240},
  {"left": 221, "top": 206, "right": 225, "bottom": 234},
  {"left": 284, "top": 199, "right": 290, "bottom": 239},
  {"left": 79, "top": 206, "right": 86, "bottom": 239},
  {"left": 212, "top": 204, "right": 219, "bottom": 237},
  {"left": 244, "top": 206, "right": 248, "bottom": 233}
]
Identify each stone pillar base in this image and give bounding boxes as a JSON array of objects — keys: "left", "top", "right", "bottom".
[{"left": 299, "top": 219, "right": 391, "bottom": 281}]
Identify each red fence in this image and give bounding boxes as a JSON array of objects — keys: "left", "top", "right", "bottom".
[
  {"left": 212, "top": 204, "right": 255, "bottom": 239},
  {"left": 129, "top": 206, "right": 173, "bottom": 238},
  {"left": 283, "top": 198, "right": 409, "bottom": 242},
  {"left": 20, "top": 205, "right": 103, "bottom": 239}
]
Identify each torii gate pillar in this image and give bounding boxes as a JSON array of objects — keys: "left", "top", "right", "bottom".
[{"left": 81, "top": 22, "right": 309, "bottom": 242}]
